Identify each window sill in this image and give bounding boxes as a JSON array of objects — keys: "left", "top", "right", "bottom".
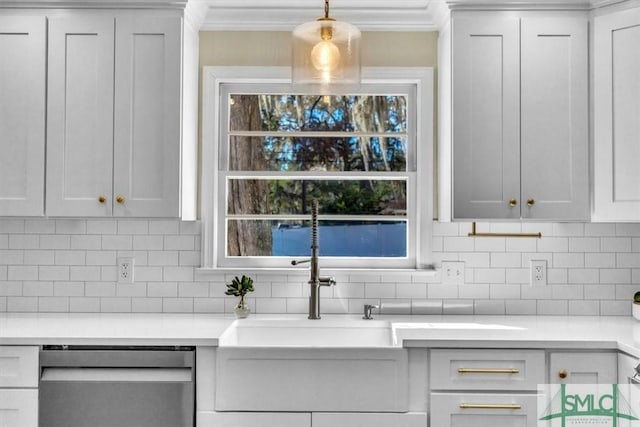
[{"left": 195, "top": 267, "right": 437, "bottom": 281}]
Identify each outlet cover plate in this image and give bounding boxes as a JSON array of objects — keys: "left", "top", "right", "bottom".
[
  {"left": 442, "top": 261, "right": 465, "bottom": 285},
  {"left": 530, "top": 260, "right": 547, "bottom": 286},
  {"left": 118, "top": 257, "right": 135, "bottom": 284}
]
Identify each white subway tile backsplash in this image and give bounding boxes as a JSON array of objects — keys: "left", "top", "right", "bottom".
[
  {"left": 116, "top": 283, "right": 148, "bottom": 297},
  {"left": 102, "top": 236, "right": 132, "bottom": 250},
  {"left": 0, "top": 218, "right": 638, "bottom": 315},
  {"left": 118, "top": 220, "right": 149, "bottom": 235},
  {"left": 9, "top": 235, "right": 39, "bottom": 249},
  {"left": 40, "top": 235, "right": 71, "bottom": 250},
  {"left": 537, "top": 300, "right": 568, "bottom": 315},
  {"left": 23, "top": 250, "right": 53, "bottom": 266},
  {"left": 70, "top": 235, "right": 102, "bottom": 250},
  {"left": 148, "top": 282, "right": 178, "bottom": 297},
  {"left": 70, "top": 297, "right": 100, "bottom": 312},
  {"left": 23, "top": 281, "right": 53, "bottom": 296},
  {"left": 38, "top": 296, "right": 69, "bottom": 312},
  {"left": 162, "top": 298, "right": 193, "bottom": 313},
  {"left": 86, "top": 220, "right": 117, "bottom": 235},
  {"left": 0, "top": 219, "right": 25, "bottom": 234},
  {"left": 54, "top": 282, "right": 85, "bottom": 297},
  {"left": 24, "top": 220, "right": 54, "bottom": 234},
  {"left": 56, "top": 219, "right": 86, "bottom": 234},
  {"left": 9, "top": 265, "right": 38, "bottom": 281},
  {"left": 569, "top": 300, "right": 600, "bottom": 316},
  {"left": 0, "top": 281, "right": 22, "bottom": 296},
  {"left": 39, "top": 266, "right": 69, "bottom": 281},
  {"left": 7, "top": 296, "right": 37, "bottom": 312},
  {"left": 85, "top": 282, "right": 116, "bottom": 297},
  {"left": 600, "top": 300, "right": 630, "bottom": 316},
  {"left": 100, "top": 297, "right": 132, "bottom": 312},
  {"left": 131, "top": 297, "right": 162, "bottom": 312}
]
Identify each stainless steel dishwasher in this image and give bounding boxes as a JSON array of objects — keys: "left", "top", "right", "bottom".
[{"left": 39, "top": 345, "right": 195, "bottom": 427}]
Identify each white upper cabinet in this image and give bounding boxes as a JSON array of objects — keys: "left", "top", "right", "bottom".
[
  {"left": 593, "top": 7, "right": 640, "bottom": 222},
  {"left": 0, "top": 16, "right": 46, "bottom": 217},
  {"left": 520, "top": 17, "right": 589, "bottom": 220},
  {"left": 452, "top": 15, "right": 520, "bottom": 220},
  {"left": 47, "top": 12, "right": 183, "bottom": 218},
  {"left": 113, "top": 15, "right": 181, "bottom": 218},
  {"left": 452, "top": 11, "right": 589, "bottom": 221},
  {"left": 47, "top": 16, "right": 115, "bottom": 217}
]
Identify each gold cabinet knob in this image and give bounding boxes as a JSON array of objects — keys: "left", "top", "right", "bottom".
[
  {"left": 98, "top": 195, "right": 107, "bottom": 204},
  {"left": 558, "top": 369, "right": 568, "bottom": 379},
  {"left": 527, "top": 198, "right": 535, "bottom": 207},
  {"left": 508, "top": 199, "right": 517, "bottom": 207},
  {"left": 116, "top": 195, "right": 126, "bottom": 204}
]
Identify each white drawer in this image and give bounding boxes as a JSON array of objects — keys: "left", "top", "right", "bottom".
[
  {"left": 431, "top": 392, "right": 539, "bottom": 427},
  {"left": 430, "top": 349, "right": 545, "bottom": 391},
  {"left": 0, "top": 389, "right": 38, "bottom": 427},
  {"left": 0, "top": 346, "right": 39, "bottom": 388}
]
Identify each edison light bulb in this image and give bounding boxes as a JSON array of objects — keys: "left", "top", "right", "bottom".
[{"left": 310, "top": 40, "right": 340, "bottom": 72}]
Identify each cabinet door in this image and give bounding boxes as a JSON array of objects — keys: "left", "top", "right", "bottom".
[
  {"left": 594, "top": 8, "right": 640, "bottom": 221},
  {"left": 549, "top": 352, "right": 617, "bottom": 384},
  {"left": 0, "top": 389, "right": 38, "bottom": 427},
  {"left": 521, "top": 16, "right": 589, "bottom": 220},
  {"left": 196, "top": 411, "right": 311, "bottom": 427},
  {"left": 312, "top": 412, "right": 426, "bottom": 427},
  {"left": 0, "top": 17, "right": 45, "bottom": 216},
  {"left": 47, "top": 16, "right": 115, "bottom": 217},
  {"left": 113, "top": 15, "right": 181, "bottom": 217},
  {"left": 431, "top": 393, "right": 538, "bottom": 427},
  {"left": 452, "top": 14, "right": 520, "bottom": 219}
]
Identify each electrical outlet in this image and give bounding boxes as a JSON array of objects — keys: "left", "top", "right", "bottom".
[
  {"left": 118, "top": 257, "right": 134, "bottom": 284},
  {"left": 530, "top": 260, "right": 547, "bottom": 286},
  {"left": 442, "top": 261, "right": 465, "bottom": 285}
]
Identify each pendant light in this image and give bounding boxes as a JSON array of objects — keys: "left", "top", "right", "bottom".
[{"left": 292, "top": 0, "right": 361, "bottom": 88}]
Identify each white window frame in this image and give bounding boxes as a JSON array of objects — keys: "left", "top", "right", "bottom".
[{"left": 201, "top": 66, "right": 434, "bottom": 271}]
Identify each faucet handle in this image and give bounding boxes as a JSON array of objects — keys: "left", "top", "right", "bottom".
[
  {"left": 363, "top": 304, "right": 380, "bottom": 320},
  {"left": 319, "top": 276, "right": 336, "bottom": 287}
]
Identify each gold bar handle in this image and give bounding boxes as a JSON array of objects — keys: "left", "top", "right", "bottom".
[
  {"left": 468, "top": 222, "right": 542, "bottom": 238},
  {"left": 458, "top": 368, "right": 520, "bottom": 374},
  {"left": 459, "top": 403, "right": 522, "bottom": 410}
]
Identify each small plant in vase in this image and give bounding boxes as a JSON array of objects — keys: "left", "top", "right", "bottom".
[
  {"left": 633, "top": 291, "right": 640, "bottom": 321},
  {"left": 225, "top": 275, "right": 254, "bottom": 318}
]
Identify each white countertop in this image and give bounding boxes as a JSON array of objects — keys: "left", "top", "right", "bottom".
[
  {"left": 0, "top": 313, "right": 235, "bottom": 346},
  {"left": 2, "top": 313, "right": 640, "bottom": 357}
]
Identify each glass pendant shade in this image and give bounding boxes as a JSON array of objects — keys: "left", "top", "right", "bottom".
[{"left": 292, "top": 17, "right": 361, "bottom": 88}]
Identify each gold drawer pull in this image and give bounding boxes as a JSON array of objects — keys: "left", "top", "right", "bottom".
[
  {"left": 458, "top": 368, "right": 520, "bottom": 374},
  {"left": 460, "top": 403, "right": 522, "bottom": 410},
  {"left": 508, "top": 198, "right": 517, "bottom": 207},
  {"left": 116, "top": 195, "right": 126, "bottom": 204}
]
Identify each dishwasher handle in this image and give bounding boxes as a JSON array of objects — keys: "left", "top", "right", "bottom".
[{"left": 40, "top": 367, "right": 192, "bottom": 383}]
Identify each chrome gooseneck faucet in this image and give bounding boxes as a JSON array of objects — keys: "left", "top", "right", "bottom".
[{"left": 291, "top": 199, "right": 336, "bottom": 319}]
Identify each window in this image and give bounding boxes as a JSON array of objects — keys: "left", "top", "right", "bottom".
[{"left": 201, "top": 67, "right": 433, "bottom": 270}]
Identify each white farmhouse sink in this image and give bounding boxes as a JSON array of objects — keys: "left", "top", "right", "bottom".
[
  {"left": 218, "top": 318, "right": 395, "bottom": 347},
  {"left": 215, "top": 318, "right": 408, "bottom": 412}
]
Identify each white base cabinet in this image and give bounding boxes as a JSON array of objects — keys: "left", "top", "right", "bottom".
[
  {"left": 431, "top": 393, "right": 538, "bottom": 427},
  {"left": 312, "top": 412, "right": 427, "bottom": 427},
  {"left": 0, "top": 346, "right": 38, "bottom": 427},
  {"left": 0, "top": 389, "right": 38, "bottom": 427},
  {"left": 549, "top": 351, "right": 617, "bottom": 384},
  {"left": 197, "top": 412, "right": 310, "bottom": 427}
]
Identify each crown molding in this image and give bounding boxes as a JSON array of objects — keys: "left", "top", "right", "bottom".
[{"left": 0, "top": 0, "right": 188, "bottom": 8}]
